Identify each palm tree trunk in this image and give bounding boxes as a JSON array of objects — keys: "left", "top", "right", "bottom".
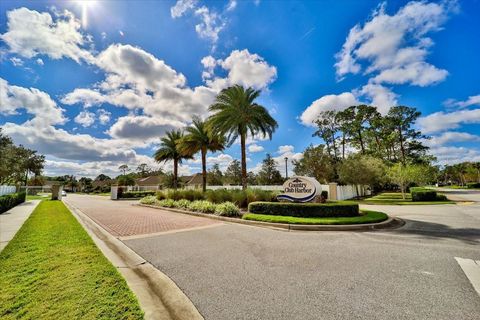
[
  {"left": 173, "top": 158, "right": 178, "bottom": 189},
  {"left": 201, "top": 148, "right": 207, "bottom": 192},
  {"left": 240, "top": 133, "right": 247, "bottom": 190}
]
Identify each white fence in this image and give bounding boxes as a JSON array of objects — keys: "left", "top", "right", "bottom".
[
  {"left": 0, "top": 185, "right": 16, "bottom": 196},
  {"left": 337, "top": 185, "right": 371, "bottom": 200},
  {"left": 206, "top": 185, "right": 284, "bottom": 191}
]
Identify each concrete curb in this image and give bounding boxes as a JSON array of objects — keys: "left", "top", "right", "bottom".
[
  {"left": 64, "top": 201, "right": 204, "bottom": 320},
  {"left": 136, "top": 203, "right": 405, "bottom": 232}
]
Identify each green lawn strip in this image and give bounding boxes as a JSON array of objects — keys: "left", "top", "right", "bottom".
[
  {"left": 26, "top": 194, "right": 50, "bottom": 200},
  {"left": 242, "top": 210, "right": 388, "bottom": 225},
  {"left": 358, "top": 200, "right": 454, "bottom": 205},
  {"left": 0, "top": 200, "right": 143, "bottom": 320}
]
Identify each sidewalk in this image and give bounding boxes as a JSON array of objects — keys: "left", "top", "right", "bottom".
[{"left": 0, "top": 200, "right": 41, "bottom": 252}]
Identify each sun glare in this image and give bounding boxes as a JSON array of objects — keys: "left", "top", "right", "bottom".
[{"left": 78, "top": 0, "right": 97, "bottom": 28}]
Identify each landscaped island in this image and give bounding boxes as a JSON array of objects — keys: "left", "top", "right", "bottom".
[{"left": 139, "top": 189, "right": 389, "bottom": 225}]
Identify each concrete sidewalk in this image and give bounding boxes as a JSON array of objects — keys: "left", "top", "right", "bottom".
[{"left": 0, "top": 200, "right": 41, "bottom": 252}]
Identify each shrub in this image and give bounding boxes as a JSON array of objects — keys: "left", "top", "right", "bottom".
[
  {"left": 410, "top": 187, "right": 437, "bottom": 201},
  {"left": 215, "top": 202, "right": 241, "bottom": 217},
  {"left": 174, "top": 199, "right": 191, "bottom": 209},
  {"left": 188, "top": 200, "right": 217, "bottom": 213},
  {"left": 156, "top": 190, "right": 166, "bottom": 200},
  {"left": 0, "top": 192, "right": 26, "bottom": 214},
  {"left": 248, "top": 201, "right": 359, "bottom": 218},
  {"left": 139, "top": 195, "right": 157, "bottom": 205},
  {"left": 435, "top": 194, "right": 448, "bottom": 201},
  {"left": 467, "top": 182, "right": 480, "bottom": 189},
  {"left": 205, "top": 189, "right": 232, "bottom": 203},
  {"left": 157, "top": 199, "right": 176, "bottom": 208},
  {"left": 119, "top": 190, "right": 155, "bottom": 199},
  {"left": 231, "top": 190, "right": 248, "bottom": 208}
]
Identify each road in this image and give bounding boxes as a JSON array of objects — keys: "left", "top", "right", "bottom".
[{"left": 64, "top": 190, "right": 480, "bottom": 320}]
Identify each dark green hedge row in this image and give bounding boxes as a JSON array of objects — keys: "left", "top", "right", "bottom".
[
  {"left": 248, "top": 201, "right": 359, "bottom": 218},
  {"left": 467, "top": 182, "right": 480, "bottom": 189},
  {"left": 0, "top": 192, "right": 26, "bottom": 214},
  {"left": 119, "top": 190, "right": 156, "bottom": 198},
  {"left": 410, "top": 187, "right": 438, "bottom": 201}
]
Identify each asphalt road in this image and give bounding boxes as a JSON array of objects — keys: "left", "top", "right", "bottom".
[{"left": 78, "top": 191, "right": 480, "bottom": 319}]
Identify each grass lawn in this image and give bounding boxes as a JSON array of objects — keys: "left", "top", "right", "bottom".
[
  {"left": 358, "top": 192, "right": 454, "bottom": 205},
  {"left": 0, "top": 200, "right": 143, "bottom": 320},
  {"left": 242, "top": 210, "right": 388, "bottom": 225},
  {"left": 26, "top": 194, "right": 50, "bottom": 200}
]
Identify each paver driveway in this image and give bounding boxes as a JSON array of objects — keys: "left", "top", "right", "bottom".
[
  {"left": 65, "top": 191, "right": 480, "bottom": 320},
  {"left": 64, "top": 194, "right": 220, "bottom": 237}
]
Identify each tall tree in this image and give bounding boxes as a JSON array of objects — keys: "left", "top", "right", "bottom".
[
  {"left": 338, "top": 154, "right": 386, "bottom": 196},
  {"left": 257, "top": 153, "right": 284, "bottom": 185},
  {"left": 293, "top": 144, "right": 335, "bottom": 183},
  {"left": 207, "top": 164, "right": 224, "bottom": 186},
  {"left": 313, "top": 110, "right": 339, "bottom": 158},
  {"left": 178, "top": 117, "right": 225, "bottom": 192},
  {"left": 207, "top": 85, "right": 278, "bottom": 190},
  {"left": 118, "top": 164, "right": 129, "bottom": 176},
  {"left": 224, "top": 160, "right": 242, "bottom": 185},
  {"left": 154, "top": 130, "right": 192, "bottom": 189},
  {"left": 136, "top": 163, "right": 151, "bottom": 177}
]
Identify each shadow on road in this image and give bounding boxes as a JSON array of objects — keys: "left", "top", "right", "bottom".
[{"left": 390, "top": 219, "right": 480, "bottom": 245}]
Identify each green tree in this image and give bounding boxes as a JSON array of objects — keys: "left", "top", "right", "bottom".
[
  {"left": 118, "top": 164, "right": 129, "bottom": 176},
  {"left": 293, "top": 144, "right": 335, "bottom": 184},
  {"left": 207, "top": 164, "right": 224, "bottom": 185},
  {"left": 338, "top": 155, "right": 386, "bottom": 196},
  {"left": 256, "top": 153, "right": 284, "bottom": 185},
  {"left": 95, "top": 174, "right": 111, "bottom": 181},
  {"left": 207, "top": 85, "right": 278, "bottom": 189},
  {"left": 387, "top": 163, "right": 434, "bottom": 199},
  {"left": 117, "top": 175, "right": 135, "bottom": 186},
  {"left": 154, "top": 130, "right": 192, "bottom": 189},
  {"left": 224, "top": 159, "right": 242, "bottom": 185},
  {"left": 136, "top": 163, "right": 151, "bottom": 177},
  {"left": 178, "top": 117, "right": 225, "bottom": 192}
]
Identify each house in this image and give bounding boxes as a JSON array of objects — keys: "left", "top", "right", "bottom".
[
  {"left": 134, "top": 175, "right": 164, "bottom": 190},
  {"left": 183, "top": 173, "right": 203, "bottom": 189}
]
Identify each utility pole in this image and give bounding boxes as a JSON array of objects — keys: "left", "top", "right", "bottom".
[{"left": 284, "top": 157, "right": 288, "bottom": 179}]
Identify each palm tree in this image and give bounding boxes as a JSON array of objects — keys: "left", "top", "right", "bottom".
[
  {"left": 154, "top": 130, "right": 192, "bottom": 189},
  {"left": 207, "top": 85, "right": 278, "bottom": 189},
  {"left": 178, "top": 117, "right": 225, "bottom": 192}
]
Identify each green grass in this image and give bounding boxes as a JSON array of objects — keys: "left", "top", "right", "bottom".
[
  {"left": 242, "top": 210, "right": 388, "bottom": 225},
  {"left": 0, "top": 200, "right": 143, "bottom": 320},
  {"left": 26, "top": 194, "right": 50, "bottom": 200},
  {"left": 357, "top": 192, "right": 454, "bottom": 205}
]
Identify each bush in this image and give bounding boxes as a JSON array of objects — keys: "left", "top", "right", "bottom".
[
  {"left": 139, "top": 195, "right": 157, "bottom": 205},
  {"left": 119, "top": 190, "right": 155, "bottom": 199},
  {"left": 157, "top": 199, "right": 176, "bottom": 208},
  {"left": 435, "top": 194, "right": 448, "bottom": 201},
  {"left": 215, "top": 202, "right": 241, "bottom": 217},
  {"left": 174, "top": 199, "right": 191, "bottom": 209},
  {"left": 248, "top": 201, "right": 359, "bottom": 218},
  {"left": 0, "top": 192, "right": 26, "bottom": 214},
  {"left": 156, "top": 190, "right": 166, "bottom": 200},
  {"left": 205, "top": 189, "right": 232, "bottom": 204},
  {"left": 410, "top": 187, "right": 437, "bottom": 201},
  {"left": 467, "top": 182, "right": 480, "bottom": 189},
  {"left": 188, "top": 200, "right": 217, "bottom": 213}
]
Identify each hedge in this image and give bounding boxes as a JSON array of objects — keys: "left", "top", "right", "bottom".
[
  {"left": 410, "top": 187, "right": 437, "bottom": 201},
  {"left": 0, "top": 192, "right": 26, "bottom": 214},
  {"left": 119, "top": 190, "right": 155, "bottom": 199},
  {"left": 467, "top": 182, "right": 480, "bottom": 189},
  {"left": 248, "top": 201, "right": 359, "bottom": 218}
]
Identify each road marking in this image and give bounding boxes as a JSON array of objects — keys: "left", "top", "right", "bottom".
[
  {"left": 455, "top": 257, "right": 480, "bottom": 297},
  {"left": 119, "top": 223, "right": 223, "bottom": 240}
]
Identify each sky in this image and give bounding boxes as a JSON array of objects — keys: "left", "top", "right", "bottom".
[{"left": 1, "top": 0, "right": 479, "bottom": 179}]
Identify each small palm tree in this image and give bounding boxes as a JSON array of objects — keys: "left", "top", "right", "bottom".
[
  {"left": 207, "top": 85, "right": 278, "bottom": 189},
  {"left": 178, "top": 117, "right": 225, "bottom": 192},
  {"left": 154, "top": 130, "right": 192, "bottom": 189}
]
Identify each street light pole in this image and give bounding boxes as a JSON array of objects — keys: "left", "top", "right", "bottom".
[{"left": 284, "top": 157, "right": 288, "bottom": 179}]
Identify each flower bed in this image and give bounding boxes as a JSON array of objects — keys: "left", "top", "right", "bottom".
[{"left": 140, "top": 195, "right": 240, "bottom": 217}]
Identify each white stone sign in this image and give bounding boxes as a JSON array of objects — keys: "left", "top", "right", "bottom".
[{"left": 277, "top": 176, "right": 321, "bottom": 202}]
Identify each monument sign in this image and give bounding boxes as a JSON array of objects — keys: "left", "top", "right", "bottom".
[{"left": 277, "top": 176, "right": 321, "bottom": 202}]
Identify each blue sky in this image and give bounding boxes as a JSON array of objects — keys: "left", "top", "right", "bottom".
[{"left": 1, "top": 0, "right": 479, "bottom": 178}]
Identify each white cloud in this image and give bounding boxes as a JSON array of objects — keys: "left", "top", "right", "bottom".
[
  {"left": 10, "top": 57, "right": 23, "bottom": 66},
  {"left": 171, "top": 0, "right": 198, "bottom": 18},
  {"left": 444, "top": 94, "right": 480, "bottom": 109},
  {"left": 0, "top": 7, "right": 94, "bottom": 63},
  {"left": 277, "top": 145, "right": 294, "bottom": 154},
  {"left": 417, "top": 108, "right": 480, "bottom": 134},
  {"left": 248, "top": 144, "right": 264, "bottom": 153},
  {"left": 74, "top": 110, "right": 96, "bottom": 127},
  {"left": 334, "top": 1, "right": 453, "bottom": 86},
  {"left": 205, "top": 49, "right": 277, "bottom": 90},
  {"left": 97, "top": 109, "right": 111, "bottom": 125},
  {"left": 428, "top": 146, "right": 480, "bottom": 165},
  {"left": 356, "top": 83, "right": 397, "bottom": 114},
  {"left": 226, "top": 0, "right": 237, "bottom": 11},
  {"left": 107, "top": 115, "right": 184, "bottom": 141},
  {"left": 300, "top": 92, "right": 358, "bottom": 126},
  {"left": 426, "top": 131, "right": 480, "bottom": 147},
  {"left": 272, "top": 145, "right": 303, "bottom": 177},
  {"left": 0, "top": 77, "right": 66, "bottom": 126},
  {"left": 36, "top": 58, "right": 44, "bottom": 65},
  {"left": 194, "top": 6, "right": 225, "bottom": 44}
]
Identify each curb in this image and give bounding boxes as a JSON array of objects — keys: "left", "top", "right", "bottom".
[
  {"left": 136, "top": 203, "right": 405, "bottom": 232},
  {"left": 64, "top": 201, "right": 204, "bottom": 320}
]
